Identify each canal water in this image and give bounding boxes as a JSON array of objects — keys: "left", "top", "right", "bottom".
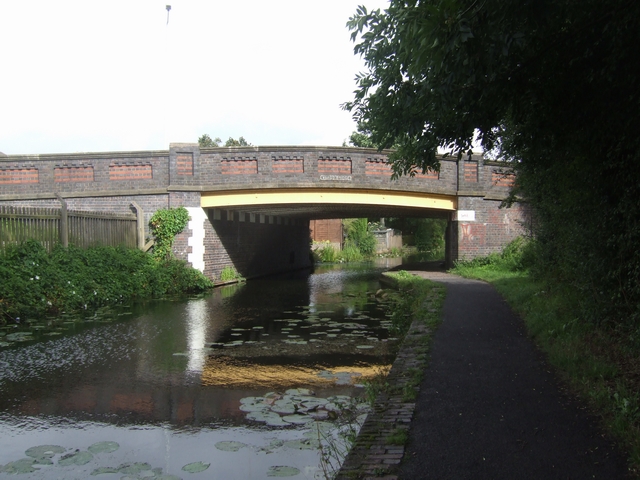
[{"left": 0, "top": 259, "right": 402, "bottom": 479}]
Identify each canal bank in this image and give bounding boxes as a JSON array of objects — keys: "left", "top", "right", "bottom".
[{"left": 337, "top": 265, "right": 630, "bottom": 479}]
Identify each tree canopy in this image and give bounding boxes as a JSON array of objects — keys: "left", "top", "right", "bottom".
[
  {"left": 345, "top": 0, "right": 640, "bottom": 325},
  {"left": 198, "top": 135, "right": 252, "bottom": 148}
]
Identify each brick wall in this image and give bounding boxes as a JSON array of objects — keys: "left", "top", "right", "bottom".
[{"left": 456, "top": 196, "right": 530, "bottom": 259}]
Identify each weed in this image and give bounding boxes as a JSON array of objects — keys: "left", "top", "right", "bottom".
[
  {"left": 219, "top": 266, "right": 244, "bottom": 283},
  {"left": 362, "top": 368, "right": 391, "bottom": 406},
  {"left": 386, "top": 428, "right": 409, "bottom": 445}
]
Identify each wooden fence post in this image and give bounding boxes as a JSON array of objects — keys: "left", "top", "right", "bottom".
[
  {"left": 130, "top": 202, "right": 146, "bottom": 250},
  {"left": 56, "top": 194, "right": 68, "bottom": 248}
]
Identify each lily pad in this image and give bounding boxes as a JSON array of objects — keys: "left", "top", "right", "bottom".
[
  {"left": 266, "top": 465, "right": 301, "bottom": 477},
  {"left": 281, "top": 414, "right": 310, "bottom": 425},
  {"left": 118, "top": 462, "right": 153, "bottom": 474},
  {"left": 25, "top": 444, "right": 65, "bottom": 459},
  {"left": 286, "top": 388, "right": 314, "bottom": 396},
  {"left": 88, "top": 441, "right": 119, "bottom": 454},
  {"left": 59, "top": 450, "right": 93, "bottom": 466},
  {"left": 215, "top": 441, "right": 247, "bottom": 452},
  {"left": 182, "top": 461, "right": 210, "bottom": 473},
  {"left": 2, "top": 458, "right": 38, "bottom": 474},
  {"left": 91, "top": 466, "right": 119, "bottom": 475},
  {"left": 247, "top": 411, "right": 289, "bottom": 426}
]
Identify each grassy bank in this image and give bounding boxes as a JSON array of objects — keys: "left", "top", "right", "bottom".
[
  {"left": 453, "top": 243, "right": 640, "bottom": 474},
  {"left": 0, "top": 240, "right": 213, "bottom": 325}
]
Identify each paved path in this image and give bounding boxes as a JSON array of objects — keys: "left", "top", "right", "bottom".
[{"left": 399, "top": 272, "right": 629, "bottom": 479}]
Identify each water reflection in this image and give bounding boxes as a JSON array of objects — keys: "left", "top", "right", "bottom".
[
  {"left": 0, "top": 262, "right": 400, "bottom": 479},
  {"left": 185, "top": 299, "right": 208, "bottom": 376}
]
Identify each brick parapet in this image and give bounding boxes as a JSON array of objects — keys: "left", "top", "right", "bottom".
[{"left": 1, "top": 146, "right": 513, "bottom": 200}]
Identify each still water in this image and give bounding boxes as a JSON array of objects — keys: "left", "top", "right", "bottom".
[{"left": 0, "top": 260, "right": 402, "bottom": 479}]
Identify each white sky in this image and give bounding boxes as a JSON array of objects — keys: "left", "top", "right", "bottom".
[{"left": 0, "top": 0, "right": 388, "bottom": 155}]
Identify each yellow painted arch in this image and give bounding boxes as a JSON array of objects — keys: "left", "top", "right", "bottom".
[{"left": 200, "top": 188, "right": 457, "bottom": 211}]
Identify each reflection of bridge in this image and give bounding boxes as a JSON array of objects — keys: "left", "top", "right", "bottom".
[{"left": 0, "top": 144, "right": 526, "bottom": 280}]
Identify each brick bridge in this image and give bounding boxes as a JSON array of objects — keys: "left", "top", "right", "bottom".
[{"left": 0, "top": 144, "right": 527, "bottom": 280}]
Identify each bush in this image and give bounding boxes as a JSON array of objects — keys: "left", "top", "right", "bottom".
[
  {"left": 343, "top": 218, "right": 377, "bottom": 257},
  {"left": 0, "top": 241, "right": 213, "bottom": 324},
  {"left": 340, "top": 243, "right": 364, "bottom": 262},
  {"left": 313, "top": 243, "right": 339, "bottom": 263}
]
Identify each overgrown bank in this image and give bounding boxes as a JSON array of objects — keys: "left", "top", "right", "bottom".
[
  {"left": 336, "top": 271, "right": 446, "bottom": 479},
  {"left": 0, "top": 240, "right": 213, "bottom": 325},
  {"left": 453, "top": 240, "right": 640, "bottom": 474}
]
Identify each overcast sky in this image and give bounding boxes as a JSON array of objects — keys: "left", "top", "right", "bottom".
[{"left": 0, "top": 0, "right": 388, "bottom": 155}]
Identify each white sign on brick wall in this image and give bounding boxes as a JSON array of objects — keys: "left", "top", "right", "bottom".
[{"left": 456, "top": 210, "right": 476, "bottom": 221}]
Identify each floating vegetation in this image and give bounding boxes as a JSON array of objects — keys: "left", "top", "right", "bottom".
[
  {"left": 215, "top": 441, "right": 247, "bottom": 452},
  {"left": 1, "top": 458, "right": 39, "bottom": 474},
  {"left": 91, "top": 466, "right": 119, "bottom": 475},
  {"left": 240, "top": 389, "right": 369, "bottom": 431},
  {"left": 118, "top": 462, "right": 153, "bottom": 474},
  {"left": 182, "top": 461, "right": 210, "bottom": 473},
  {"left": 58, "top": 450, "right": 93, "bottom": 466},
  {"left": 266, "top": 465, "right": 301, "bottom": 477},
  {"left": 23, "top": 444, "right": 66, "bottom": 465},
  {"left": 88, "top": 441, "right": 119, "bottom": 454}
]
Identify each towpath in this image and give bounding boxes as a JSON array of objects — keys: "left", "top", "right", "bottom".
[{"left": 398, "top": 269, "right": 629, "bottom": 479}]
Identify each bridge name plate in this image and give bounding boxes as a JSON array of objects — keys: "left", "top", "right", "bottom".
[{"left": 319, "top": 175, "right": 352, "bottom": 181}]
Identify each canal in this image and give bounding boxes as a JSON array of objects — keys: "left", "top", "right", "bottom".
[{"left": 0, "top": 260, "right": 402, "bottom": 479}]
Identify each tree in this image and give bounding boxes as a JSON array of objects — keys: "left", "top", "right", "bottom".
[
  {"left": 198, "top": 134, "right": 221, "bottom": 148},
  {"left": 344, "top": 123, "right": 377, "bottom": 148},
  {"left": 223, "top": 136, "right": 251, "bottom": 147},
  {"left": 345, "top": 1, "right": 640, "bottom": 325},
  {"left": 198, "top": 135, "right": 252, "bottom": 147}
]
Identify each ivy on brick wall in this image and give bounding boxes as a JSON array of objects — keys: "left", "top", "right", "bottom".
[{"left": 149, "top": 207, "right": 189, "bottom": 260}]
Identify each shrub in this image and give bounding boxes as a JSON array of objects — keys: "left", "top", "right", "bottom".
[
  {"left": 343, "top": 218, "right": 377, "bottom": 257},
  {"left": 340, "top": 243, "right": 364, "bottom": 262},
  {"left": 314, "top": 243, "right": 339, "bottom": 263},
  {"left": 0, "top": 241, "right": 213, "bottom": 324}
]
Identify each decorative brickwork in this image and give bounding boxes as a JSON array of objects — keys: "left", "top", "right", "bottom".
[
  {"left": 54, "top": 166, "right": 94, "bottom": 183},
  {"left": 272, "top": 156, "right": 304, "bottom": 174},
  {"left": 318, "top": 158, "right": 352, "bottom": 175},
  {"left": 176, "top": 153, "right": 194, "bottom": 175},
  {"left": 464, "top": 162, "right": 478, "bottom": 182},
  {"left": 410, "top": 166, "right": 439, "bottom": 180},
  {"left": 109, "top": 164, "right": 153, "bottom": 181},
  {"left": 492, "top": 170, "right": 515, "bottom": 187},
  {"left": 0, "top": 168, "right": 39, "bottom": 184},
  {"left": 365, "top": 158, "right": 393, "bottom": 176},
  {"left": 221, "top": 158, "right": 258, "bottom": 175}
]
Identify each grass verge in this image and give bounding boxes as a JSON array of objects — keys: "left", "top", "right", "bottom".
[{"left": 453, "top": 257, "right": 640, "bottom": 475}]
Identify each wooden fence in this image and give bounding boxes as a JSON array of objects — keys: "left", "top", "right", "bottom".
[{"left": 0, "top": 203, "right": 143, "bottom": 253}]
